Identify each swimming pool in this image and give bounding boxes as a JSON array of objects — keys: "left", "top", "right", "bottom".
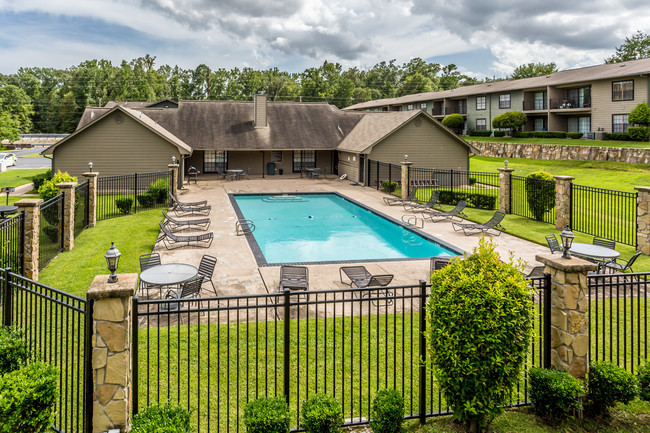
[{"left": 231, "top": 193, "right": 462, "bottom": 266}]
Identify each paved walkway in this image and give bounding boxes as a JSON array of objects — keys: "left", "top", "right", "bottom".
[{"left": 152, "top": 176, "right": 548, "bottom": 298}]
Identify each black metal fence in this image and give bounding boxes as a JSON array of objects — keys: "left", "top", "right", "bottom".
[
  {"left": 572, "top": 183, "right": 637, "bottom": 246},
  {"left": 1, "top": 268, "right": 92, "bottom": 433},
  {"left": 510, "top": 174, "right": 556, "bottom": 225},
  {"left": 74, "top": 180, "right": 90, "bottom": 238},
  {"left": 39, "top": 194, "right": 64, "bottom": 269},
  {"left": 366, "top": 160, "right": 401, "bottom": 192},
  {"left": 133, "top": 276, "right": 549, "bottom": 432},
  {"left": 0, "top": 213, "right": 24, "bottom": 274},
  {"left": 97, "top": 171, "right": 172, "bottom": 221}
]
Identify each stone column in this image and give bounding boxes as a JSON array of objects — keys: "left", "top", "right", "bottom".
[
  {"left": 635, "top": 186, "right": 650, "bottom": 255},
  {"left": 400, "top": 160, "right": 413, "bottom": 199},
  {"left": 168, "top": 163, "right": 179, "bottom": 205},
  {"left": 15, "top": 199, "right": 43, "bottom": 280},
  {"left": 497, "top": 167, "right": 514, "bottom": 213},
  {"left": 554, "top": 175, "right": 574, "bottom": 230},
  {"left": 57, "top": 182, "right": 77, "bottom": 251},
  {"left": 83, "top": 172, "right": 99, "bottom": 228},
  {"left": 536, "top": 253, "right": 597, "bottom": 380},
  {"left": 87, "top": 273, "right": 138, "bottom": 433}
]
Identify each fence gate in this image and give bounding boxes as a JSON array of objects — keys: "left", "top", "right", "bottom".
[
  {"left": 0, "top": 212, "right": 25, "bottom": 274},
  {"left": 39, "top": 193, "right": 65, "bottom": 270}
]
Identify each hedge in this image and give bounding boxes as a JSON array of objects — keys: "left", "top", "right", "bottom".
[
  {"left": 469, "top": 130, "right": 491, "bottom": 137},
  {"left": 513, "top": 131, "right": 567, "bottom": 139},
  {"left": 437, "top": 190, "right": 496, "bottom": 210},
  {"left": 605, "top": 132, "right": 632, "bottom": 141}
]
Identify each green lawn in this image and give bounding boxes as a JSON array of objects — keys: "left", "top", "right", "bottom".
[
  {"left": 0, "top": 168, "right": 48, "bottom": 188},
  {"left": 464, "top": 136, "right": 650, "bottom": 149}
]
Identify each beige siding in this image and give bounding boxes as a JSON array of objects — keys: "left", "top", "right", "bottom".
[
  {"left": 368, "top": 118, "right": 468, "bottom": 170},
  {"left": 591, "top": 76, "right": 649, "bottom": 132},
  {"left": 337, "top": 151, "right": 360, "bottom": 181},
  {"left": 228, "top": 151, "right": 264, "bottom": 175},
  {"left": 53, "top": 111, "right": 181, "bottom": 181},
  {"left": 254, "top": 94, "right": 268, "bottom": 127}
]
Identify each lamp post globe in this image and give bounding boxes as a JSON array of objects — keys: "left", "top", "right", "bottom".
[
  {"left": 104, "top": 242, "right": 122, "bottom": 283},
  {"left": 560, "top": 226, "right": 575, "bottom": 259}
]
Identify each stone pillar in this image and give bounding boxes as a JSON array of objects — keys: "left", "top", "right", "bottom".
[
  {"left": 168, "top": 163, "right": 179, "bottom": 204},
  {"left": 497, "top": 167, "right": 514, "bottom": 213},
  {"left": 83, "top": 172, "right": 99, "bottom": 228},
  {"left": 635, "top": 187, "right": 650, "bottom": 255},
  {"left": 87, "top": 273, "right": 138, "bottom": 433},
  {"left": 57, "top": 182, "right": 77, "bottom": 251},
  {"left": 554, "top": 175, "right": 574, "bottom": 230},
  {"left": 400, "top": 160, "right": 413, "bottom": 199},
  {"left": 15, "top": 199, "right": 43, "bottom": 281},
  {"left": 536, "top": 253, "right": 597, "bottom": 381}
]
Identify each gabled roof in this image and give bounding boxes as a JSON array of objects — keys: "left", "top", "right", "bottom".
[
  {"left": 42, "top": 105, "right": 192, "bottom": 155},
  {"left": 338, "top": 110, "right": 479, "bottom": 154}
]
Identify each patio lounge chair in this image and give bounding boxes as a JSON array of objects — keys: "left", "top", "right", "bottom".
[
  {"left": 545, "top": 234, "right": 562, "bottom": 254},
  {"left": 162, "top": 210, "right": 211, "bottom": 232},
  {"left": 339, "top": 266, "right": 394, "bottom": 306},
  {"left": 158, "top": 222, "right": 214, "bottom": 249},
  {"left": 278, "top": 265, "right": 309, "bottom": 292},
  {"left": 430, "top": 257, "right": 451, "bottom": 272},
  {"left": 452, "top": 211, "right": 506, "bottom": 236},
  {"left": 169, "top": 193, "right": 211, "bottom": 217},
  {"left": 421, "top": 200, "right": 467, "bottom": 223},
  {"left": 403, "top": 190, "right": 441, "bottom": 212},
  {"left": 383, "top": 187, "right": 417, "bottom": 206}
]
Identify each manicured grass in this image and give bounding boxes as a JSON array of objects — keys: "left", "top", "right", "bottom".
[
  {"left": 18, "top": 153, "right": 50, "bottom": 157},
  {"left": 38, "top": 209, "right": 163, "bottom": 297},
  {"left": 464, "top": 136, "right": 650, "bottom": 149},
  {"left": 0, "top": 168, "right": 48, "bottom": 188}
]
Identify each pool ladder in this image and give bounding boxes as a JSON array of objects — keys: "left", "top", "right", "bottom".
[
  {"left": 401, "top": 214, "right": 424, "bottom": 229},
  {"left": 236, "top": 219, "right": 256, "bottom": 236}
]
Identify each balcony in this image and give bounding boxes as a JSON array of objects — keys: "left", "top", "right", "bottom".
[
  {"left": 549, "top": 97, "right": 591, "bottom": 110},
  {"left": 445, "top": 106, "right": 467, "bottom": 115},
  {"left": 432, "top": 106, "right": 444, "bottom": 116},
  {"left": 522, "top": 99, "right": 547, "bottom": 111}
]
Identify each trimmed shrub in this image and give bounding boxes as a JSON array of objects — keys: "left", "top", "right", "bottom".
[
  {"left": 567, "top": 132, "right": 584, "bottom": 139},
  {"left": 147, "top": 178, "right": 169, "bottom": 204},
  {"left": 513, "top": 131, "right": 567, "bottom": 139},
  {"left": 493, "top": 130, "right": 506, "bottom": 137},
  {"left": 243, "top": 397, "right": 290, "bottom": 433},
  {"left": 469, "top": 130, "right": 491, "bottom": 137},
  {"left": 605, "top": 132, "right": 631, "bottom": 141},
  {"left": 382, "top": 181, "right": 398, "bottom": 193},
  {"left": 370, "top": 389, "right": 404, "bottom": 433},
  {"left": 426, "top": 238, "right": 534, "bottom": 431},
  {"left": 629, "top": 102, "right": 650, "bottom": 126},
  {"left": 492, "top": 111, "right": 527, "bottom": 132},
  {"left": 529, "top": 367, "right": 583, "bottom": 421},
  {"left": 0, "top": 361, "right": 58, "bottom": 433},
  {"left": 627, "top": 126, "right": 649, "bottom": 141},
  {"left": 586, "top": 361, "right": 638, "bottom": 416},
  {"left": 300, "top": 393, "right": 343, "bottom": 433},
  {"left": 525, "top": 171, "right": 555, "bottom": 221},
  {"left": 131, "top": 404, "right": 192, "bottom": 433},
  {"left": 31, "top": 169, "right": 52, "bottom": 192},
  {"left": 638, "top": 361, "right": 650, "bottom": 402},
  {"left": 437, "top": 190, "right": 497, "bottom": 210},
  {"left": 137, "top": 193, "right": 156, "bottom": 208},
  {"left": 0, "top": 326, "right": 30, "bottom": 375},
  {"left": 115, "top": 197, "right": 133, "bottom": 214},
  {"left": 441, "top": 113, "right": 464, "bottom": 132},
  {"left": 38, "top": 170, "right": 77, "bottom": 202}
]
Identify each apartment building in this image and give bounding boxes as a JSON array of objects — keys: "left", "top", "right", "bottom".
[{"left": 344, "top": 58, "right": 650, "bottom": 137}]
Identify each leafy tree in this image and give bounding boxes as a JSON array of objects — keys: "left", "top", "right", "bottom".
[
  {"left": 0, "top": 85, "right": 34, "bottom": 132},
  {"left": 511, "top": 62, "right": 558, "bottom": 79},
  {"left": 441, "top": 113, "right": 464, "bottom": 133},
  {"left": 525, "top": 171, "right": 555, "bottom": 221},
  {"left": 606, "top": 31, "right": 650, "bottom": 63},
  {"left": 492, "top": 111, "right": 527, "bottom": 133},
  {"left": 399, "top": 73, "right": 435, "bottom": 96},
  {"left": 629, "top": 102, "right": 650, "bottom": 125},
  {"left": 0, "top": 112, "right": 21, "bottom": 143}
]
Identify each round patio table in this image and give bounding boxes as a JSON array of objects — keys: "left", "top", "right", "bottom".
[
  {"left": 569, "top": 243, "right": 620, "bottom": 261},
  {"left": 140, "top": 263, "right": 198, "bottom": 287},
  {"left": 0, "top": 205, "right": 18, "bottom": 219}
]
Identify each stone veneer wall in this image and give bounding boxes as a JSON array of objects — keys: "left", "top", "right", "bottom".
[{"left": 469, "top": 141, "right": 650, "bottom": 164}]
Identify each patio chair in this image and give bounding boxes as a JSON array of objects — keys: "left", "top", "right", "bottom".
[
  {"left": 278, "top": 265, "right": 309, "bottom": 293},
  {"left": 421, "top": 200, "right": 467, "bottom": 223},
  {"left": 403, "top": 190, "right": 441, "bottom": 212},
  {"left": 452, "top": 211, "right": 506, "bottom": 236},
  {"left": 603, "top": 251, "right": 642, "bottom": 274},
  {"left": 593, "top": 237, "right": 616, "bottom": 250},
  {"left": 169, "top": 193, "right": 211, "bottom": 217},
  {"left": 339, "top": 266, "right": 394, "bottom": 306},
  {"left": 162, "top": 210, "right": 211, "bottom": 232},
  {"left": 430, "top": 257, "right": 451, "bottom": 272},
  {"left": 310, "top": 168, "right": 322, "bottom": 179},
  {"left": 197, "top": 254, "right": 218, "bottom": 296},
  {"left": 525, "top": 266, "right": 546, "bottom": 278},
  {"left": 161, "top": 276, "right": 204, "bottom": 322},
  {"left": 138, "top": 253, "right": 162, "bottom": 296},
  {"left": 216, "top": 167, "right": 228, "bottom": 180},
  {"left": 545, "top": 234, "right": 563, "bottom": 254},
  {"left": 158, "top": 222, "right": 214, "bottom": 249},
  {"left": 383, "top": 187, "right": 417, "bottom": 206},
  {"left": 239, "top": 168, "right": 251, "bottom": 180}
]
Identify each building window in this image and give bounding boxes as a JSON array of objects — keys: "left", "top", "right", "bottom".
[
  {"left": 612, "top": 114, "right": 629, "bottom": 133},
  {"left": 420, "top": 103, "right": 427, "bottom": 110},
  {"left": 568, "top": 116, "right": 591, "bottom": 134},
  {"left": 612, "top": 80, "right": 634, "bottom": 101},
  {"left": 476, "top": 118, "right": 487, "bottom": 131},
  {"left": 407, "top": 104, "right": 414, "bottom": 111},
  {"left": 499, "top": 94, "right": 511, "bottom": 109},
  {"left": 203, "top": 150, "right": 227, "bottom": 173},
  {"left": 293, "top": 150, "right": 316, "bottom": 173},
  {"left": 476, "top": 96, "right": 486, "bottom": 110},
  {"left": 534, "top": 118, "right": 547, "bottom": 131},
  {"left": 272, "top": 151, "right": 283, "bottom": 163},
  {"left": 534, "top": 92, "right": 546, "bottom": 110}
]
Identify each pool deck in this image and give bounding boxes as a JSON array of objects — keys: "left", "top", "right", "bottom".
[{"left": 152, "top": 176, "right": 548, "bottom": 297}]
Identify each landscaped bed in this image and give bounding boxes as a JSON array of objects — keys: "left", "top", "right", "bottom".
[{"left": 464, "top": 136, "right": 650, "bottom": 149}]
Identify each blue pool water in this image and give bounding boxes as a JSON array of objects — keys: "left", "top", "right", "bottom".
[{"left": 232, "top": 193, "right": 461, "bottom": 264}]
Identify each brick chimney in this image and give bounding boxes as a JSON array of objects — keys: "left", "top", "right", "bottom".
[{"left": 253, "top": 92, "right": 268, "bottom": 128}]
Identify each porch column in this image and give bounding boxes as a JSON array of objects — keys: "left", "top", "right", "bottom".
[
  {"left": 497, "top": 167, "right": 514, "bottom": 213},
  {"left": 401, "top": 159, "right": 413, "bottom": 199},
  {"left": 15, "top": 198, "right": 43, "bottom": 280},
  {"left": 554, "top": 175, "right": 574, "bottom": 230},
  {"left": 83, "top": 172, "right": 99, "bottom": 228},
  {"left": 635, "top": 186, "right": 650, "bottom": 254},
  {"left": 57, "top": 181, "right": 77, "bottom": 251}
]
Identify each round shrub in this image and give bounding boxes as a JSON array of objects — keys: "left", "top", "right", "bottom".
[
  {"left": 529, "top": 367, "right": 583, "bottom": 421},
  {"left": 147, "top": 178, "right": 169, "bottom": 204},
  {"left": 492, "top": 111, "right": 527, "bottom": 132},
  {"left": 38, "top": 170, "right": 77, "bottom": 201},
  {"left": 629, "top": 102, "right": 650, "bottom": 126},
  {"left": 300, "top": 393, "right": 343, "bottom": 433},
  {"left": 567, "top": 132, "right": 584, "bottom": 139},
  {"left": 0, "top": 326, "right": 30, "bottom": 375},
  {"left": 31, "top": 169, "right": 52, "bottom": 192},
  {"left": 637, "top": 361, "right": 650, "bottom": 402},
  {"left": 137, "top": 193, "right": 156, "bottom": 208},
  {"left": 370, "top": 389, "right": 404, "bottom": 433},
  {"left": 115, "top": 197, "right": 133, "bottom": 215},
  {"left": 243, "top": 397, "right": 290, "bottom": 433},
  {"left": 525, "top": 171, "right": 555, "bottom": 221},
  {"left": 131, "top": 404, "right": 192, "bottom": 433},
  {"left": 441, "top": 113, "right": 464, "bottom": 132},
  {"left": 382, "top": 181, "right": 397, "bottom": 193},
  {"left": 586, "top": 361, "right": 638, "bottom": 416},
  {"left": 627, "top": 126, "right": 649, "bottom": 141},
  {"left": 425, "top": 237, "right": 533, "bottom": 431}
]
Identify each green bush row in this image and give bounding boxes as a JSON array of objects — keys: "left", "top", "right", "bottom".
[
  {"left": 437, "top": 190, "right": 496, "bottom": 210},
  {"left": 468, "top": 130, "right": 491, "bottom": 137},
  {"left": 605, "top": 132, "right": 633, "bottom": 141},
  {"left": 627, "top": 126, "right": 649, "bottom": 141},
  {"left": 381, "top": 180, "right": 398, "bottom": 193},
  {"left": 512, "top": 131, "right": 582, "bottom": 139},
  {"left": 493, "top": 130, "right": 506, "bottom": 137},
  {"left": 131, "top": 404, "right": 192, "bottom": 433}
]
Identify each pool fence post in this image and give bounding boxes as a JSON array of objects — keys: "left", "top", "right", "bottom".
[
  {"left": 57, "top": 181, "right": 77, "bottom": 251},
  {"left": 497, "top": 166, "right": 514, "bottom": 214},
  {"left": 168, "top": 163, "right": 179, "bottom": 205},
  {"left": 553, "top": 176, "right": 574, "bottom": 230},
  {"left": 418, "top": 280, "right": 427, "bottom": 425},
  {"left": 635, "top": 186, "right": 650, "bottom": 254},
  {"left": 401, "top": 159, "right": 412, "bottom": 199},
  {"left": 15, "top": 198, "right": 43, "bottom": 281},
  {"left": 83, "top": 171, "right": 99, "bottom": 227},
  {"left": 283, "top": 288, "right": 291, "bottom": 405}
]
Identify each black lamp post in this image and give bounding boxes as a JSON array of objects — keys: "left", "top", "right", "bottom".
[
  {"left": 104, "top": 242, "right": 122, "bottom": 283},
  {"left": 560, "top": 226, "right": 575, "bottom": 259}
]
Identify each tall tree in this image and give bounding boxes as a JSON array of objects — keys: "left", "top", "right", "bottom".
[
  {"left": 511, "top": 62, "right": 558, "bottom": 79},
  {"left": 606, "top": 31, "right": 650, "bottom": 64}
]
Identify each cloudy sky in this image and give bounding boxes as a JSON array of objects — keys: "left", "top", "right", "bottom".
[{"left": 0, "top": 0, "right": 647, "bottom": 78}]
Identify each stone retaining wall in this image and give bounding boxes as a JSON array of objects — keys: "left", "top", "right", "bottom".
[{"left": 469, "top": 141, "right": 650, "bottom": 164}]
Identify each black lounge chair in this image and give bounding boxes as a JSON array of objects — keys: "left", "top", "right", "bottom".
[
  {"left": 452, "top": 211, "right": 506, "bottom": 236},
  {"left": 169, "top": 193, "right": 211, "bottom": 217},
  {"left": 198, "top": 254, "right": 218, "bottom": 296},
  {"left": 279, "top": 265, "right": 309, "bottom": 292},
  {"left": 545, "top": 234, "right": 562, "bottom": 254},
  {"left": 525, "top": 266, "right": 546, "bottom": 278},
  {"left": 421, "top": 200, "right": 467, "bottom": 223},
  {"left": 158, "top": 222, "right": 214, "bottom": 249},
  {"left": 162, "top": 210, "right": 211, "bottom": 232},
  {"left": 339, "top": 266, "right": 394, "bottom": 306},
  {"left": 403, "top": 190, "right": 441, "bottom": 212},
  {"left": 383, "top": 187, "right": 417, "bottom": 206},
  {"left": 603, "top": 251, "right": 642, "bottom": 274}
]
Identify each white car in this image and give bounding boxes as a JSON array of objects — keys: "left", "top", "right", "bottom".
[{"left": 0, "top": 153, "right": 17, "bottom": 166}]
